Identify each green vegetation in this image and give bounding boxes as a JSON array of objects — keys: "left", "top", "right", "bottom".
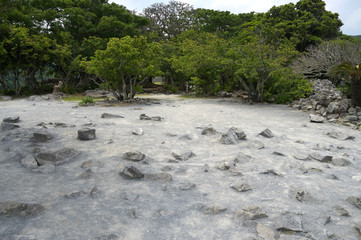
[
  {"left": 79, "top": 96, "right": 95, "bottom": 105},
  {"left": 1, "top": 0, "right": 359, "bottom": 104}
]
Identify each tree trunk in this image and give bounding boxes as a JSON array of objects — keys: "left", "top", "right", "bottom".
[{"left": 351, "top": 78, "right": 361, "bottom": 107}]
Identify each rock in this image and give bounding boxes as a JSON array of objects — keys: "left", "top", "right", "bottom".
[
  {"left": 217, "top": 91, "right": 232, "bottom": 97},
  {"left": 179, "top": 182, "right": 196, "bottom": 190},
  {"left": 274, "top": 213, "right": 303, "bottom": 232},
  {"left": 35, "top": 148, "right": 79, "bottom": 166},
  {"left": 77, "top": 128, "right": 96, "bottom": 140},
  {"left": 355, "top": 223, "right": 361, "bottom": 237},
  {"left": 198, "top": 204, "right": 226, "bottom": 215},
  {"left": 1, "top": 122, "right": 20, "bottom": 131},
  {"left": 171, "top": 151, "right": 195, "bottom": 161},
  {"left": 123, "top": 151, "right": 145, "bottom": 161},
  {"left": 258, "top": 128, "right": 274, "bottom": 138},
  {"left": 231, "top": 183, "right": 252, "bottom": 192},
  {"left": 144, "top": 172, "right": 172, "bottom": 182},
  {"left": 101, "top": 113, "right": 124, "bottom": 118},
  {"left": 179, "top": 134, "right": 192, "bottom": 140},
  {"left": 346, "top": 196, "right": 361, "bottom": 209},
  {"left": 294, "top": 190, "right": 312, "bottom": 202},
  {"left": 0, "top": 201, "right": 44, "bottom": 217},
  {"left": 327, "top": 102, "right": 339, "bottom": 114},
  {"left": 33, "top": 131, "right": 53, "bottom": 142},
  {"left": 79, "top": 168, "right": 95, "bottom": 179},
  {"left": 120, "top": 166, "right": 144, "bottom": 180},
  {"left": 248, "top": 140, "right": 265, "bottom": 149},
  {"left": 310, "top": 114, "right": 324, "bottom": 123},
  {"left": 333, "top": 205, "right": 350, "bottom": 217},
  {"left": 256, "top": 223, "right": 275, "bottom": 240},
  {"left": 234, "top": 152, "right": 252, "bottom": 163},
  {"left": 21, "top": 154, "right": 38, "bottom": 169},
  {"left": 272, "top": 151, "right": 286, "bottom": 156},
  {"left": 81, "top": 160, "right": 103, "bottom": 168},
  {"left": 139, "top": 114, "right": 162, "bottom": 121},
  {"left": 132, "top": 128, "right": 144, "bottom": 135},
  {"left": 33, "top": 164, "right": 55, "bottom": 174},
  {"left": 237, "top": 206, "right": 267, "bottom": 220},
  {"left": 201, "top": 127, "right": 218, "bottom": 135},
  {"left": 294, "top": 154, "right": 311, "bottom": 161},
  {"left": 327, "top": 131, "right": 355, "bottom": 140},
  {"left": 217, "top": 161, "right": 231, "bottom": 170},
  {"left": 90, "top": 186, "right": 99, "bottom": 198},
  {"left": 261, "top": 169, "right": 282, "bottom": 177},
  {"left": 345, "top": 115, "right": 358, "bottom": 122},
  {"left": 309, "top": 153, "right": 332, "bottom": 163},
  {"left": 203, "top": 164, "right": 210, "bottom": 172},
  {"left": 3, "top": 116, "right": 20, "bottom": 123},
  {"left": 98, "top": 233, "right": 121, "bottom": 240},
  {"left": 64, "top": 191, "right": 87, "bottom": 199},
  {"left": 331, "top": 158, "right": 351, "bottom": 166},
  {"left": 128, "top": 208, "right": 138, "bottom": 219},
  {"left": 220, "top": 127, "right": 246, "bottom": 145}
]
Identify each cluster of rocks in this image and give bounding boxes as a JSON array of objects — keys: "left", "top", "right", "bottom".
[{"left": 292, "top": 79, "right": 361, "bottom": 128}]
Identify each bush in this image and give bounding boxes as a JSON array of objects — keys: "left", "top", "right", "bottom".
[{"left": 79, "top": 97, "right": 95, "bottom": 105}]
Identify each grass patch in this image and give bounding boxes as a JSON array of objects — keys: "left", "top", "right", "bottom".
[{"left": 61, "top": 95, "right": 106, "bottom": 102}]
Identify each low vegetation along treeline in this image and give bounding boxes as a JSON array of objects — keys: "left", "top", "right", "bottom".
[{"left": 1, "top": 0, "right": 361, "bottom": 104}]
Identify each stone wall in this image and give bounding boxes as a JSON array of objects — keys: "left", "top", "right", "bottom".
[{"left": 292, "top": 79, "right": 361, "bottom": 128}]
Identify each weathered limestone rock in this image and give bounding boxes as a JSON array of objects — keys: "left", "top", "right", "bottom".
[
  {"left": 248, "top": 140, "right": 265, "bottom": 149},
  {"left": 132, "top": 128, "right": 144, "bottom": 135},
  {"left": 179, "top": 182, "right": 196, "bottom": 190},
  {"left": 33, "top": 164, "right": 55, "bottom": 174},
  {"left": 201, "top": 127, "right": 218, "bottom": 135},
  {"left": 197, "top": 204, "right": 226, "bottom": 215},
  {"left": 77, "top": 128, "right": 96, "bottom": 140},
  {"left": 79, "top": 168, "right": 95, "bottom": 179},
  {"left": 35, "top": 148, "right": 79, "bottom": 166},
  {"left": 3, "top": 116, "right": 20, "bottom": 123},
  {"left": 346, "top": 196, "right": 361, "bottom": 209},
  {"left": 139, "top": 114, "right": 162, "bottom": 121},
  {"left": 217, "top": 161, "right": 231, "bottom": 170},
  {"left": 231, "top": 183, "right": 252, "bottom": 192},
  {"left": 21, "top": 154, "right": 38, "bottom": 169},
  {"left": 90, "top": 186, "right": 99, "bottom": 198},
  {"left": 256, "top": 223, "right": 275, "bottom": 240},
  {"left": 0, "top": 201, "right": 44, "bottom": 217},
  {"left": 258, "top": 128, "right": 274, "bottom": 138},
  {"left": 309, "top": 153, "right": 332, "bottom": 163},
  {"left": 234, "top": 152, "right": 253, "bottom": 163},
  {"left": 261, "top": 169, "right": 282, "bottom": 177},
  {"left": 310, "top": 114, "right": 324, "bottom": 123},
  {"left": 101, "top": 113, "right": 124, "bottom": 118},
  {"left": 331, "top": 158, "right": 351, "bottom": 166},
  {"left": 98, "top": 233, "right": 121, "bottom": 240},
  {"left": 123, "top": 151, "right": 145, "bottom": 161},
  {"left": 327, "top": 131, "right": 355, "bottom": 140},
  {"left": 274, "top": 213, "right": 303, "bottom": 232},
  {"left": 171, "top": 151, "right": 195, "bottom": 161},
  {"left": 333, "top": 205, "right": 350, "bottom": 217},
  {"left": 294, "top": 190, "right": 313, "bottom": 202},
  {"left": 144, "top": 172, "right": 173, "bottom": 182},
  {"left": 33, "top": 130, "right": 53, "bottom": 142},
  {"left": 120, "top": 166, "right": 144, "bottom": 180},
  {"left": 64, "top": 191, "right": 87, "bottom": 199},
  {"left": 1, "top": 122, "right": 20, "bottom": 131},
  {"left": 237, "top": 206, "right": 267, "bottom": 220},
  {"left": 220, "top": 127, "right": 246, "bottom": 145}
]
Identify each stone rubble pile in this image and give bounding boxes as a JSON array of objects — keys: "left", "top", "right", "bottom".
[{"left": 292, "top": 79, "right": 361, "bottom": 128}]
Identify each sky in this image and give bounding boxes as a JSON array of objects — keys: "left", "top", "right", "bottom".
[{"left": 111, "top": 0, "right": 361, "bottom": 35}]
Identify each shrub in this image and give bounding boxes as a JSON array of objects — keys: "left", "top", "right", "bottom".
[{"left": 79, "top": 97, "right": 95, "bottom": 105}]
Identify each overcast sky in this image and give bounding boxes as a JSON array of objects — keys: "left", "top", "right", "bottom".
[{"left": 111, "top": 0, "right": 361, "bottom": 35}]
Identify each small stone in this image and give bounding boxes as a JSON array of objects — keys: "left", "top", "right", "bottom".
[
  {"left": 261, "top": 169, "right": 282, "bottom": 177},
  {"left": 132, "top": 128, "right": 144, "bottom": 135},
  {"left": 327, "top": 131, "right": 355, "bottom": 140},
  {"left": 294, "top": 154, "right": 311, "bottom": 161},
  {"left": 275, "top": 213, "right": 303, "bottom": 232},
  {"left": 139, "top": 114, "right": 151, "bottom": 120},
  {"left": 33, "top": 131, "right": 53, "bottom": 142},
  {"left": 101, "top": 113, "right": 124, "bottom": 118},
  {"left": 3, "top": 116, "right": 20, "bottom": 123},
  {"left": 128, "top": 208, "right": 138, "bottom": 219},
  {"left": 179, "top": 182, "right": 196, "bottom": 190},
  {"left": 64, "top": 191, "right": 87, "bottom": 199},
  {"left": 234, "top": 153, "right": 252, "bottom": 163},
  {"left": 0, "top": 201, "right": 45, "bottom": 217},
  {"left": 90, "top": 186, "right": 99, "bottom": 198},
  {"left": 21, "top": 154, "right": 38, "bottom": 169},
  {"left": 309, "top": 153, "right": 332, "bottom": 163},
  {"left": 204, "top": 164, "right": 210, "bottom": 172},
  {"left": 272, "top": 151, "right": 286, "bottom": 156},
  {"left": 81, "top": 160, "right": 102, "bottom": 168},
  {"left": 355, "top": 223, "right": 361, "bottom": 237},
  {"left": 201, "top": 127, "right": 218, "bottom": 135},
  {"left": 294, "top": 190, "right": 312, "bottom": 202},
  {"left": 238, "top": 206, "right": 267, "bottom": 220},
  {"left": 256, "top": 223, "right": 275, "bottom": 240},
  {"left": 217, "top": 161, "right": 231, "bottom": 170},
  {"left": 98, "top": 233, "right": 120, "bottom": 240},
  {"left": 310, "top": 114, "right": 324, "bottom": 123},
  {"left": 258, "top": 128, "right": 274, "bottom": 138},
  {"left": 123, "top": 151, "right": 145, "bottom": 161},
  {"left": 346, "top": 196, "right": 361, "bottom": 209},
  {"left": 151, "top": 116, "right": 162, "bottom": 121},
  {"left": 120, "top": 166, "right": 144, "bottom": 180},
  {"left": 248, "top": 140, "right": 265, "bottom": 149},
  {"left": 144, "top": 172, "right": 172, "bottom": 182},
  {"left": 333, "top": 205, "right": 350, "bottom": 217},
  {"left": 33, "top": 164, "right": 55, "bottom": 174},
  {"left": 198, "top": 204, "right": 226, "bottom": 215},
  {"left": 345, "top": 115, "right": 358, "bottom": 122},
  {"left": 231, "top": 183, "right": 252, "bottom": 192},
  {"left": 171, "top": 151, "right": 195, "bottom": 161},
  {"left": 331, "top": 158, "right": 351, "bottom": 166},
  {"left": 1, "top": 122, "right": 20, "bottom": 131},
  {"left": 79, "top": 168, "right": 95, "bottom": 179},
  {"left": 220, "top": 127, "right": 246, "bottom": 145},
  {"left": 77, "top": 128, "right": 96, "bottom": 140}
]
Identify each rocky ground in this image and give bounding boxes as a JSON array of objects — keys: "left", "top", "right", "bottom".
[{"left": 0, "top": 94, "right": 361, "bottom": 240}]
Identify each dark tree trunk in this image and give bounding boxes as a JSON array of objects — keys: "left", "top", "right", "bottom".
[{"left": 351, "top": 78, "right": 361, "bottom": 107}]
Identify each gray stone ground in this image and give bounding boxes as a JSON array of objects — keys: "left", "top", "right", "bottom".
[{"left": 0, "top": 95, "right": 361, "bottom": 240}]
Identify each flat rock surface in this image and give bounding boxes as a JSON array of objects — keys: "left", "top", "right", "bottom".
[{"left": 0, "top": 95, "right": 361, "bottom": 239}]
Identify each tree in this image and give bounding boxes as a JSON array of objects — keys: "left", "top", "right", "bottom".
[
  {"left": 83, "top": 36, "right": 163, "bottom": 101},
  {"left": 329, "top": 62, "right": 361, "bottom": 106},
  {"left": 142, "top": 1, "right": 197, "bottom": 40}
]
